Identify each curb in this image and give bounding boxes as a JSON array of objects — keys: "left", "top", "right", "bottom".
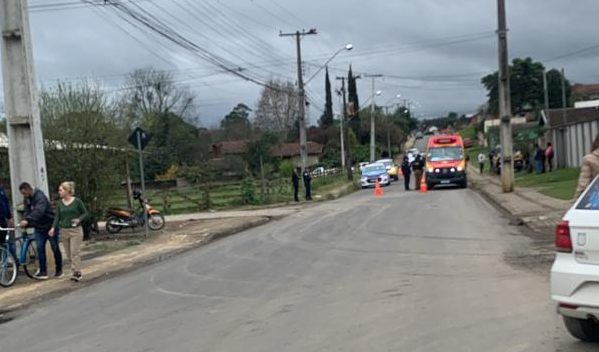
[
  {"left": 0, "top": 216, "right": 271, "bottom": 316},
  {"left": 468, "top": 176, "right": 526, "bottom": 226}
]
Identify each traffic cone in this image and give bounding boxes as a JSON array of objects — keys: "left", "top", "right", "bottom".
[
  {"left": 374, "top": 179, "right": 384, "bottom": 197},
  {"left": 419, "top": 173, "right": 428, "bottom": 193}
]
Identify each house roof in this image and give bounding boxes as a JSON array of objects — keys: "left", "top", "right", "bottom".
[
  {"left": 272, "top": 142, "right": 323, "bottom": 157},
  {"left": 546, "top": 106, "right": 599, "bottom": 128},
  {"left": 213, "top": 140, "right": 248, "bottom": 154},
  {"left": 573, "top": 83, "right": 599, "bottom": 95}
]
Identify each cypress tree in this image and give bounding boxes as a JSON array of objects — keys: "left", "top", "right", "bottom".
[{"left": 319, "top": 66, "right": 334, "bottom": 128}]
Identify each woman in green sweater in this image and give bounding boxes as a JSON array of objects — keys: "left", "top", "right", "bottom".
[{"left": 49, "top": 181, "right": 88, "bottom": 282}]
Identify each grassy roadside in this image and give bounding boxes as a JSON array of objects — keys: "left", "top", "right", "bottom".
[{"left": 515, "top": 168, "right": 579, "bottom": 200}]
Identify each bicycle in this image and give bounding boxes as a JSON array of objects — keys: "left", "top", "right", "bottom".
[
  {"left": 0, "top": 228, "right": 17, "bottom": 287},
  {"left": 0, "top": 226, "right": 40, "bottom": 287}
]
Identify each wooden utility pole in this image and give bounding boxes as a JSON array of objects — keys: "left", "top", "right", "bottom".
[
  {"left": 497, "top": 0, "right": 514, "bottom": 192},
  {"left": 0, "top": 0, "right": 49, "bottom": 213},
  {"left": 279, "top": 29, "right": 317, "bottom": 174}
]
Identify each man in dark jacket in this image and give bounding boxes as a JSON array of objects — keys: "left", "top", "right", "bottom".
[
  {"left": 291, "top": 168, "right": 300, "bottom": 202},
  {"left": 401, "top": 156, "right": 412, "bottom": 191},
  {"left": 19, "top": 182, "right": 62, "bottom": 279},
  {"left": 302, "top": 168, "right": 312, "bottom": 200}
]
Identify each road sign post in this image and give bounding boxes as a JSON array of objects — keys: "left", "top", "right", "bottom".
[{"left": 129, "top": 128, "right": 151, "bottom": 237}]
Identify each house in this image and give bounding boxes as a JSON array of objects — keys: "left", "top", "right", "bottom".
[
  {"left": 211, "top": 140, "right": 324, "bottom": 166},
  {"left": 543, "top": 106, "right": 599, "bottom": 168},
  {"left": 272, "top": 141, "right": 323, "bottom": 167},
  {"left": 573, "top": 83, "right": 599, "bottom": 102}
]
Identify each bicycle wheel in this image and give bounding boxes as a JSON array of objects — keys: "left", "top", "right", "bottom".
[
  {"left": 0, "top": 247, "right": 17, "bottom": 287},
  {"left": 22, "top": 240, "right": 40, "bottom": 279}
]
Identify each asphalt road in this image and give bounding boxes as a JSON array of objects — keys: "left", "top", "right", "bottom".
[{"left": 0, "top": 184, "right": 594, "bottom": 351}]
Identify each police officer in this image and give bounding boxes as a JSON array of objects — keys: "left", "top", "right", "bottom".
[
  {"left": 291, "top": 168, "right": 300, "bottom": 202},
  {"left": 401, "top": 156, "right": 412, "bottom": 191},
  {"left": 411, "top": 154, "right": 425, "bottom": 190},
  {"left": 302, "top": 168, "right": 312, "bottom": 200}
]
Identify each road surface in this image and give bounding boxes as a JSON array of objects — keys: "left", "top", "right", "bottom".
[{"left": 0, "top": 184, "right": 592, "bottom": 351}]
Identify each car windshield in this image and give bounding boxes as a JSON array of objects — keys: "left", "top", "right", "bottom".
[
  {"left": 576, "top": 177, "right": 599, "bottom": 210},
  {"left": 377, "top": 161, "right": 392, "bottom": 167},
  {"left": 363, "top": 165, "right": 386, "bottom": 173},
  {"left": 429, "top": 147, "right": 463, "bottom": 161}
]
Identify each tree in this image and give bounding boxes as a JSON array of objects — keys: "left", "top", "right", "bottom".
[
  {"left": 40, "top": 81, "right": 127, "bottom": 239},
  {"left": 319, "top": 67, "right": 334, "bottom": 128},
  {"left": 221, "top": 103, "right": 252, "bottom": 140},
  {"left": 546, "top": 69, "right": 572, "bottom": 109},
  {"left": 244, "top": 131, "right": 279, "bottom": 175},
  {"left": 118, "top": 68, "right": 207, "bottom": 178},
  {"left": 254, "top": 79, "right": 299, "bottom": 141},
  {"left": 347, "top": 65, "right": 361, "bottom": 138},
  {"left": 481, "top": 57, "right": 572, "bottom": 116}
]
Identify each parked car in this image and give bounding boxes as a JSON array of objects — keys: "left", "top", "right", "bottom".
[
  {"left": 360, "top": 163, "right": 391, "bottom": 188},
  {"left": 358, "top": 162, "right": 370, "bottom": 172},
  {"left": 415, "top": 131, "right": 424, "bottom": 139},
  {"left": 551, "top": 175, "right": 599, "bottom": 342},
  {"left": 463, "top": 138, "right": 474, "bottom": 148},
  {"left": 376, "top": 159, "right": 399, "bottom": 181}
]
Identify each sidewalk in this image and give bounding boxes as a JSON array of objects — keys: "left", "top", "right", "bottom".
[
  {"left": 0, "top": 181, "right": 357, "bottom": 314},
  {"left": 468, "top": 165, "right": 571, "bottom": 235}
]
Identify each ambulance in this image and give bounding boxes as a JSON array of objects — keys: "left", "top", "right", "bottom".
[{"left": 425, "top": 135, "right": 467, "bottom": 189}]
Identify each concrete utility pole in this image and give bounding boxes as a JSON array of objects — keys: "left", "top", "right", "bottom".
[
  {"left": 0, "top": 0, "right": 49, "bottom": 212},
  {"left": 279, "top": 29, "right": 317, "bottom": 173},
  {"left": 496, "top": 0, "right": 514, "bottom": 192},
  {"left": 337, "top": 94, "right": 345, "bottom": 168},
  {"left": 543, "top": 69, "right": 549, "bottom": 112},
  {"left": 336, "top": 76, "right": 353, "bottom": 181},
  {"left": 364, "top": 74, "right": 383, "bottom": 162}
]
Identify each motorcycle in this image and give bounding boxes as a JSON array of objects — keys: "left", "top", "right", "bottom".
[{"left": 105, "top": 190, "right": 165, "bottom": 234}]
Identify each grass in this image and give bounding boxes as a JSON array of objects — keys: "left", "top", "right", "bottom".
[{"left": 515, "top": 167, "right": 579, "bottom": 200}]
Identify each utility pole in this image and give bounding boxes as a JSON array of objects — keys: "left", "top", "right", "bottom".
[
  {"left": 364, "top": 74, "right": 383, "bottom": 162},
  {"left": 280, "top": 29, "right": 317, "bottom": 174},
  {"left": 543, "top": 69, "right": 549, "bottom": 112},
  {"left": 561, "top": 68, "right": 567, "bottom": 124},
  {"left": 336, "top": 76, "right": 353, "bottom": 181},
  {"left": 497, "top": 0, "right": 514, "bottom": 192},
  {"left": 0, "top": 0, "right": 49, "bottom": 214},
  {"left": 337, "top": 93, "right": 345, "bottom": 168}
]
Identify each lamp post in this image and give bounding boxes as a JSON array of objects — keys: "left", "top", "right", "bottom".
[{"left": 305, "top": 44, "right": 353, "bottom": 85}]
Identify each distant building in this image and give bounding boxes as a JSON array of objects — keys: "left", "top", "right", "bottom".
[{"left": 573, "top": 83, "right": 599, "bottom": 102}]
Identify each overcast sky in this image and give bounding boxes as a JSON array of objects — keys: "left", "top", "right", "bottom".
[{"left": 3, "top": 0, "right": 599, "bottom": 127}]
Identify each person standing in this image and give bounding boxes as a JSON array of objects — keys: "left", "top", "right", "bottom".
[
  {"left": 411, "top": 154, "right": 425, "bottom": 190},
  {"left": 302, "top": 168, "right": 312, "bottom": 201},
  {"left": 534, "top": 144, "right": 545, "bottom": 174},
  {"left": 488, "top": 150, "right": 495, "bottom": 173},
  {"left": 18, "top": 182, "right": 62, "bottom": 280},
  {"left": 545, "top": 142, "right": 555, "bottom": 172},
  {"left": 49, "top": 182, "right": 88, "bottom": 282},
  {"left": 477, "top": 152, "right": 486, "bottom": 174},
  {"left": 574, "top": 134, "right": 599, "bottom": 198},
  {"left": 291, "top": 168, "right": 300, "bottom": 202},
  {"left": 401, "top": 156, "right": 412, "bottom": 191},
  {"left": 0, "top": 186, "right": 15, "bottom": 260}
]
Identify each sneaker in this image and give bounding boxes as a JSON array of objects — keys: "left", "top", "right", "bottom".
[
  {"left": 54, "top": 271, "right": 64, "bottom": 278},
  {"left": 33, "top": 270, "right": 49, "bottom": 280},
  {"left": 70, "top": 271, "right": 82, "bottom": 282}
]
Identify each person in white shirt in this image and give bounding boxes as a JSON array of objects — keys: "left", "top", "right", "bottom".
[{"left": 477, "top": 153, "right": 486, "bottom": 174}]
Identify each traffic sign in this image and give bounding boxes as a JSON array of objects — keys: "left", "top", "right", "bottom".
[{"left": 128, "top": 127, "right": 151, "bottom": 150}]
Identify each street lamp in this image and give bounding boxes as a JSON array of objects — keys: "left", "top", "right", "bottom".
[{"left": 305, "top": 44, "right": 353, "bottom": 84}]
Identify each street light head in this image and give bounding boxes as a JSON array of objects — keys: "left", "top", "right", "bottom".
[
  {"left": 396, "top": 94, "right": 401, "bottom": 98},
  {"left": 345, "top": 44, "right": 353, "bottom": 51},
  {"left": 376, "top": 90, "right": 382, "bottom": 96}
]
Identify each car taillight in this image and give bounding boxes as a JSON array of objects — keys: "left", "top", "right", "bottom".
[{"left": 555, "top": 220, "right": 572, "bottom": 253}]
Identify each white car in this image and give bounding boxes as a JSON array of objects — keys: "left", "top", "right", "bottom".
[
  {"left": 551, "top": 175, "right": 599, "bottom": 342},
  {"left": 360, "top": 163, "right": 391, "bottom": 188}
]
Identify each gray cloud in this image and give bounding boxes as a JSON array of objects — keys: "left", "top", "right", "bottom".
[{"left": 2, "top": 0, "right": 599, "bottom": 126}]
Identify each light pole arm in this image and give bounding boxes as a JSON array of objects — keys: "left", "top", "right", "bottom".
[{"left": 304, "top": 49, "right": 343, "bottom": 85}]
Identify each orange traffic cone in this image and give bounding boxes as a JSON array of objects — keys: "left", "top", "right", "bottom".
[
  {"left": 374, "top": 179, "right": 384, "bottom": 197},
  {"left": 419, "top": 174, "right": 428, "bottom": 193}
]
